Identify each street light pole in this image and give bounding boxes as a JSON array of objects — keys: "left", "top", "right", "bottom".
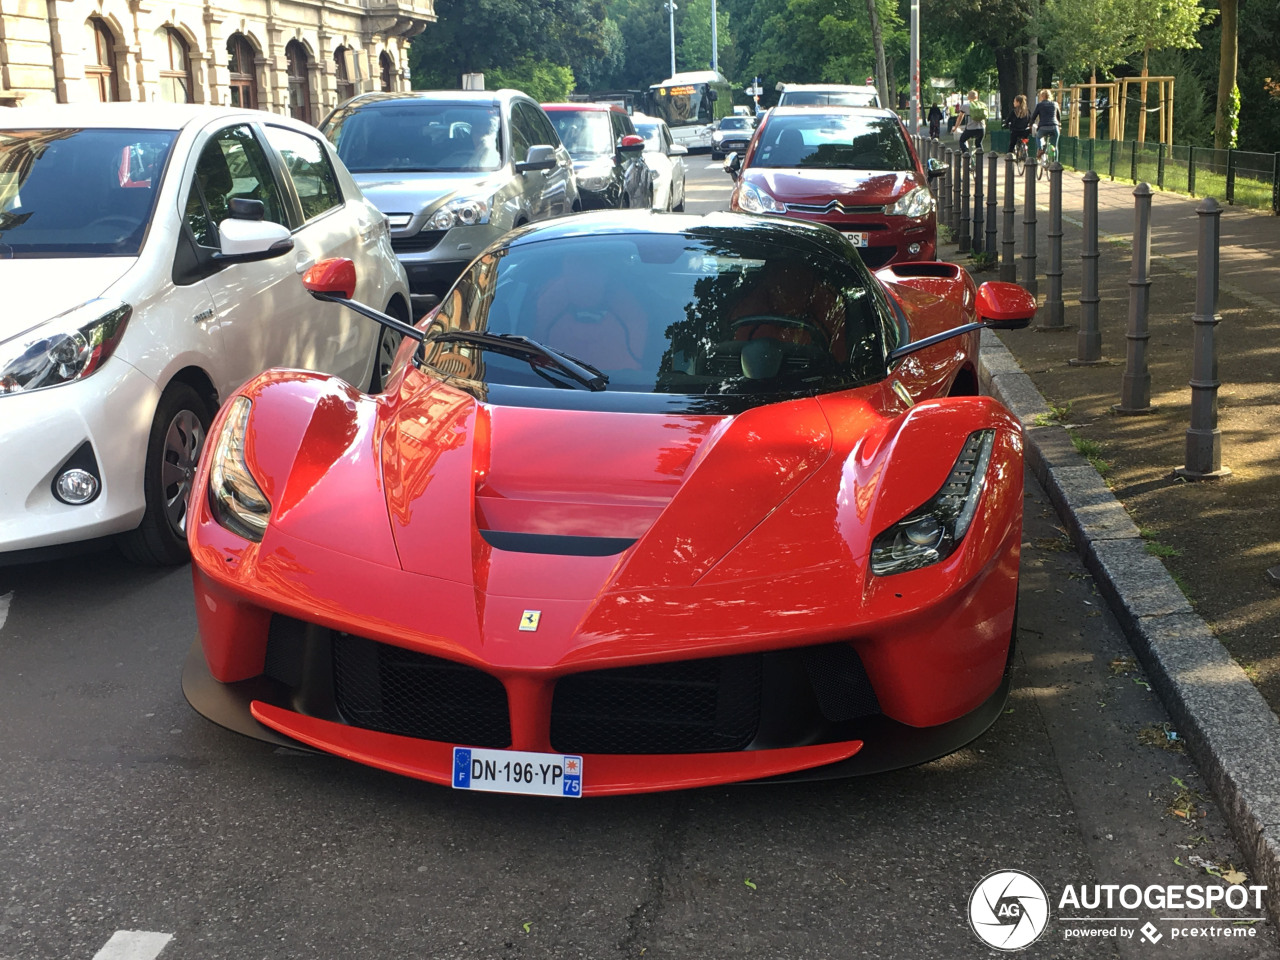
[
  {"left": 711, "top": 0, "right": 718, "bottom": 72},
  {"left": 909, "top": 0, "right": 920, "bottom": 134},
  {"left": 665, "top": 1, "right": 677, "bottom": 77}
]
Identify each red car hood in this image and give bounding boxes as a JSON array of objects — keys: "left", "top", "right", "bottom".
[
  {"left": 378, "top": 383, "right": 836, "bottom": 596},
  {"left": 746, "top": 168, "right": 917, "bottom": 207}
]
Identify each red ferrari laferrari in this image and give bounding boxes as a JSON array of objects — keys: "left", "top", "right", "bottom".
[{"left": 183, "top": 212, "right": 1036, "bottom": 797}]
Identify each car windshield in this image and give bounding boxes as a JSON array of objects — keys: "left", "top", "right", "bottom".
[
  {"left": 421, "top": 228, "right": 888, "bottom": 404},
  {"left": 753, "top": 114, "right": 912, "bottom": 171},
  {"left": 0, "top": 128, "right": 175, "bottom": 258},
  {"left": 547, "top": 112, "right": 615, "bottom": 160},
  {"left": 325, "top": 103, "right": 503, "bottom": 173},
  {"left": 632, "top": 121, "right": 664, "bottom": 152},
  {"left": 782, "top": 91, "right": 878, "bottom": 107},
  {"left": 720, "top": 117, "right": 752, "bottom": 131}
]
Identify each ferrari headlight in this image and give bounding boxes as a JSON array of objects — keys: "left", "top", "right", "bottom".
[
  {"left": 208, "top": 396, "right": 271, "bottom": 542},
  {"left": 736, "top": 181, "right": 785, "bottom": 214},
  {"left": 0, "top": 300, "right": 131, "bottom": 395},
  {"left": 884, "top": 185, "right": 936, "bottom": 218},
  {"left": 869, "top": 429, "right": 995, "bottom": 576},
  {"left": 427, "top": 196, "right": 492, "bottom": 230}
]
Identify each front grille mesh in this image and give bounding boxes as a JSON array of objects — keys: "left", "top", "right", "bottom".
[
  {"left": 332, "top": 633, "right": 511, "bottom": 748},
  {"left": 550, "top": 655, "right": 763, "bottom": 754},
  {"left": 390, "top": 229, "right": 446, "bottom": 253}
]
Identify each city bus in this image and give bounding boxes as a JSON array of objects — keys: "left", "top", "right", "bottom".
[{"left": 645, "top": 70, "right": 733, "bottom": 152}]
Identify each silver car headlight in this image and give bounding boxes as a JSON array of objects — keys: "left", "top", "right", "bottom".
[
  {"left": 0, "top": 299, "right": 132, "bottom": 395},
  {"left": 576, "top": 159, "right": 615, "bottom": 193},
  {"left": 736, "top": 181, "right": 785, "bottom": 214},
  {"left": 870, "top": 430, "right": 995, "bottom": 576},
  {"left": 427, "top": 196, "right": 492, "bottom": 230},
  {"left": 208, "top": 396, "right": 271, "bottom": 542},
  {"left": 884, "top": 185, "right": 936, "bottom": 218}
]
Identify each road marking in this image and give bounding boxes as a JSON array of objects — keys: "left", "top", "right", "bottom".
[
  {"left": 0, "top": 592, "right": 11, "bottom": 632},
  {"left": 92, "top": 931, "right": 173, "bottom": 960}
]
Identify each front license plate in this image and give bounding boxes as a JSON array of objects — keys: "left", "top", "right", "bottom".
[
  {"left": 843, "top": 232, "right": 869, "bottom": 247},
  {"left": 452, "top": 747, "right": 583, "bottom": 797}
]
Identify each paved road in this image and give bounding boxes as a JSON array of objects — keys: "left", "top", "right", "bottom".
[{"left": 0, "top": 160, "right": 1273, "bottom": 960}]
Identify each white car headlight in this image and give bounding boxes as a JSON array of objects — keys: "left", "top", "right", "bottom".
[
  {"left": 869, "top": 430, "right": 995, "bottom": 576},
  {"left": 427, "top": 196, "right": 492, "bottom": 230},
  {"left": 576, "top": 159, "right": 616, "bottom": 193},
  {"left": 885, "top": 185, "right": 936, "bottom": 218},
  {"left": 208, "top": 396, "right": 271, "bottom": 542},
  {"left": 736, "top": 181, "right": 786, "bottom": 214},
  {"left": 0, "top": 299, "right": 132, "bottom": 396}
]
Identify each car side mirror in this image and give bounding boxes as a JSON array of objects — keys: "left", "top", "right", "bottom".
[
  {"left": 724, "top": 151, "right": 742, "bottom": 181},
  {"left": 669, "top": 143, "right": 688, "bottom": 157},
  {"left": 228, "top": 197, "right": 265, "bottom": 220},
  {"left": 302, "top": 257, "right": 357, "bottom": 299},
  {"left": 516, "top": 144, "right": 557, "bottom": 173},
  {"left": 214, "top": 217, "right": 293, "bottom": 263},
  {"left": 618, "top": 135, "right": 646, "bottom": 156},
  {"left": 976, "top": 281, "right": 1037, "bottom": 328},
  {"left": 926, "top": 157, "right": 946, "bottom": 180}
]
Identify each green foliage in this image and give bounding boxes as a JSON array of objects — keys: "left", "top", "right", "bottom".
[
  {"left": 677, "top": 0, "right": 734, "bottom": 76},
  {"left": 485, "top": 59, "right": 577, "bottom": 102}
]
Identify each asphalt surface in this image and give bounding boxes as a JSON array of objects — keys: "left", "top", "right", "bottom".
[{"left": 0, "top": 160, "right": 1273, "bottom": 960}]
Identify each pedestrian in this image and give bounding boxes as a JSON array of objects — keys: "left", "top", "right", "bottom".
[
  {"left": 1003, "top": 94, "right": 1032, "bottom": 154},
  {"left": 927, "top": 102, "right": 944, "bottom": 140},
  {"left": 958, "top": 89, "right": 986, "bottom": 153},
  {"left": 1030, "top": 88, "right": 1061, "bottom": 161}
]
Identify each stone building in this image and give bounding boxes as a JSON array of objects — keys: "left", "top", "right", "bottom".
[{"left": 0, "top": 0, "right": 436, "bottom": 120}]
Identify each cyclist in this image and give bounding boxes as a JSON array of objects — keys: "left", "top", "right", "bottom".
[
  {"left": 1030, "top": 89, "right": 1061, "bottom": 163},
  {"left": 957, "top": 89, "right": 987, "bottom": 154},
  {"left": 1003, "top": 94, "right": 1032, "bottom": 166}
]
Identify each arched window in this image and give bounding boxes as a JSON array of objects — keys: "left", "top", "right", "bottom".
[
  {"left": 286, "top": 41, "right": 312, "bottom": 122},
  {"left": 158, "top": 27, "right": 193, "bottom": 103},
  {"left": 87, "top": 18, "right": 119, "bottom": 102},
  {"left": 380, "top": 51, "right": 395, "bottom": 93},
  {"left": 334, "top": 45, "right": 356, "bottom": 103},
  {"left": 227, "top": 33, "right": 257, "bottom": 109}
]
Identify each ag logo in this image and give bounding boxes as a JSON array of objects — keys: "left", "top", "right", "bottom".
[{"left": 968, "top": 869, "right": 1050, "bottom": 951}]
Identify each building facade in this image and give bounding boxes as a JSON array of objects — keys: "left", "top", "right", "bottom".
[{"left": 0, "top": 0, "right": 436, "bottom": 120}]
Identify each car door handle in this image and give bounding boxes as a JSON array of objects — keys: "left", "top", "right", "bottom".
[{"left": 295, "top": 256, "right": 316, "bottom": 275}]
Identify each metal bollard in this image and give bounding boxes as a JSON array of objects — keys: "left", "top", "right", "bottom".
[
  {"left": 941, "top": 147, "right": 953, "bottom": 231},
  {"left": 1039, "top": 162, "right": 1066, "bottom": 330},
  {"left": 951, "top": 148, "right": 962, "bottom": 235},
  {"left": 1176, "top": 197, "right": 1231, "bottom": 478},
  {"left": 959, "top": 150, "right": 972, "bottom": 254},
  {"left": 1115, "top": 183, "right": 1155, "bottom": 414},
  {"left": 986, "top": 149, "right": 998, "bottom": 257},
  {"left": 1021, "top": 154, "right": 1038, "bottom": 296},
  {"left": 972, "top": 149, "right": 985, "bottom": 254},
  {"left": 1069, "top": 171, "right": 1104, "bottom": 364},
  {"left": 1001, "top": 154, "right": 1016, "bottom": 282}
]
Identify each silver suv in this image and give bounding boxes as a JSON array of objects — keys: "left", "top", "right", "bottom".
[{"left": 322, "top": 90, "right": 580, "bottom": 314}]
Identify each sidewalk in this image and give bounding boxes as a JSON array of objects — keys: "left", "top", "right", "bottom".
[{"left": 951, "top": 164, "right": 1280, "bottom": 917}]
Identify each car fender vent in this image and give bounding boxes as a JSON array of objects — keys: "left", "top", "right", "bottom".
[{"left": 801, "top": 643, "right": 880, "bottom": 722}]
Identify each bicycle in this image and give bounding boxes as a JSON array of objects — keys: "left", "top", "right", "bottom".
[
  {"left": 1011, "top": 136, "right": 1030, "bottom": 175},
  {"left": 1037, "top": 138, "right": 1058, "bottom": 181}
]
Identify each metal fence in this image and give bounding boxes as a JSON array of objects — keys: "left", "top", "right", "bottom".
[{"left": 976, "top": 129, "right": 1280, "bottom": 214}]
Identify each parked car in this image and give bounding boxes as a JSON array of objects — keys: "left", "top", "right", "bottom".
[
  {"left": 542, "top": 103, "right": 652, "bottom": 211},
  {"left": 182, "top": 211, "right": 1037, "bottom": 796},
  {"left": 630, "top": 113, "right": 688, "bottom": 211},
  {"left": 777, "top": 83, "right": 881, "bottom": 107},
  {"left": 727, "top": 106, "right": 942, "bottom": 269},
  {"left": 321, "top": 90, "right": 579, "bottom": 316},
  {"left": 710, "top": 114, "right": 757, "bottom": 160},
  {"left": 0, "top": 103, "right": 411, "bottom": 566}
]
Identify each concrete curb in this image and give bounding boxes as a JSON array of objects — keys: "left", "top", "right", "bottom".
[{"left": 979, "top": 328, "right": 1280, "bottom": 919}]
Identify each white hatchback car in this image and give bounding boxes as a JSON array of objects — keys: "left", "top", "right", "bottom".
[
  {"left": 0, "top": 104, "right": 411, "bottom": 565},
  {"left": 630, "top": 114, "right": 688, "bottom": 212}
]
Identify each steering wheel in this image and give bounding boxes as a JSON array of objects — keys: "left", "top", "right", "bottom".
[{"left": 731, "top": 314, "right": 830, "bottom": 350}]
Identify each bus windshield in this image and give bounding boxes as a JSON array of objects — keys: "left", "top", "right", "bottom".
[{"left": 648, "top": 83, "right": 713, "bottom": 128}]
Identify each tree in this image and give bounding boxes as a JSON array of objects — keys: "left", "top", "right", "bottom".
[
  {"left": 485, "top": 60, "right": 577, "bottom": 101},
  {"left": 1213, "top": 0, "right": 1237, "bottom": 148},
  {"left": 1123, "top": 0, "right": 1209, "bottom": 140},
  {"left": 678, "top": 0, "right": 733, "bottom": 74},
  {"left": 866, "top": 0, "right": 890, "bottom": 107}
]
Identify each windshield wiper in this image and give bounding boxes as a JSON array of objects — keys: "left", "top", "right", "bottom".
[{"left": 428, "top": 331, "right": 609, "bottom": 392}]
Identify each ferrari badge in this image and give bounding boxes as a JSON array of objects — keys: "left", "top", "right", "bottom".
[{"left": 519, "top": 610, "right": 542, "bottom": 632}]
